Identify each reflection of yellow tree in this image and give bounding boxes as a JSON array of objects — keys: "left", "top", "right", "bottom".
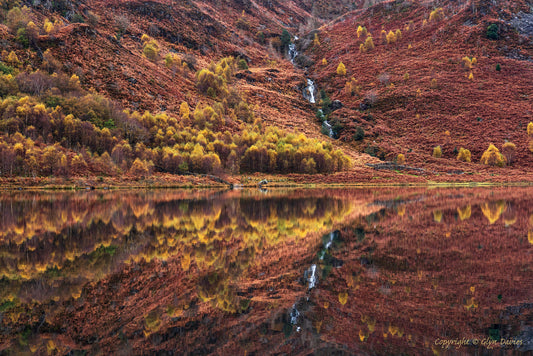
[
  {"left": 397, "top": 205, "right": 406, "bottom": 217},
  {"left": 0, "top": 193, "right": 356, "bottom": 309},
  {"left": 433, "top": 210, "right": 443, "bottom": 223},
  {"left": 480, "top": 201, "right": 506, "bottom": 224},
  {"left": 457, "top": 205, "right": 471, "bottom": 221}
]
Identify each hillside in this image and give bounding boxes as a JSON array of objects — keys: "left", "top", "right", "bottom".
[{"left": 0, "top": 0, "right": 532, "bottom": 185}]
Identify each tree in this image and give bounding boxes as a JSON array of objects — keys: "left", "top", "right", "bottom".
[
  {"left": 364, "top": 36, "right": 374, "bottom": 50},
  {"left": 501, "top": 142, "right": 516, "bottom": 165},
  {"left": 486, "top": 24, "right": 499, "bottom": 40},
  {"left": 457, "top": 148, "right": 471, "bottom": 162},
  {"left": 312, "top": 33, "right": 320, "bottom": 46},
  {"left": 432, "top": 146, "right": 442, "bottom": 158},
  {"left": 480, "top": 144, "right": 506, "bottom": 167},
  {"left": 336, "top": 62, "right": 346, "bottom": 76},
  {"left": 396, "top": 154, "right": 405, "bottom": 165},
  {"left": 280, "top": 29, "right": 291, "bottom": 51},
  {"left": 356, "top": 26, "right": 367, "bottom": 38}
]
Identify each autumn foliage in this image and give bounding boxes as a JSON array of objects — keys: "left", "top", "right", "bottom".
[{"left": 0, "top": 56, "right": 350, "bottom": 178}]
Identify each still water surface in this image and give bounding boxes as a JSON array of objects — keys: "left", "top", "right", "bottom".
[{"left": 0, "top": 187, "right": 531, "bottom": 354}]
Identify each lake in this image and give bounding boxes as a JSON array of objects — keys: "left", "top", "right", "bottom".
[{"left": 0, "top": 187, "right": 531, "bottom": 354}]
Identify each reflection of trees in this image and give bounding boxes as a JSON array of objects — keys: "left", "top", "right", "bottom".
[
  {"left": 0, "top": 192, "right": 354, "bottom": 309},
  {"left": 480, "top": 200, "right": 506, "bottom": 224},
  {"left": 457, "top": 205, "right": 471, "bottom": 221}
]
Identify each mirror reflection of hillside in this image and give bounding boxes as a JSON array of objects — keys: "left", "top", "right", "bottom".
[
  {"left": 0, "top": 190, "right": 355, "bottom": 306},
  {"left": 0, "top": 188, "right": 531, "bottom": 355}
]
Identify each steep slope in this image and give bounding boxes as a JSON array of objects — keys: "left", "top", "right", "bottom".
[
  {"left": 1, "top": 0, "right": 532, "bottom": 185},
  {"left": 300, "top": 0, "right": 533, "bottom": 177}
]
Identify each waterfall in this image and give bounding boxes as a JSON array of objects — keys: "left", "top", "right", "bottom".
[
  {"left": 288, "top": 43, "right": 298, "bottom": 64},
  {"left": 303, "top": 79, "right": 316, "bottom": 104},
  {"left": 306, "top": 264, "right": 318, "bottom": 290},
  {"left": 322, "top": 120, "right": 334, "bottom": 138}
]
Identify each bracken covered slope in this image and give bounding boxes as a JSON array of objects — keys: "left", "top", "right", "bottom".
[{"left": 0, "top": 0, "right": 532, "bottom": 184}]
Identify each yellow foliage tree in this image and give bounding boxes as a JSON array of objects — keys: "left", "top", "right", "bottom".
[
  {"left": 527, "top": 122, "right": 533, "bottom": 136},
  {"left": 386, "top": 30, "right": 396, "bottom": 44},
  {"left": 433, "top": 145, "right": 442, "bottom": 158},
  {"left": 480, "top": 144, "right": 506, "bottom": 167},
  {"left": 336, "top": 61, "right": 346, "bottom": 76},
  {"left": 395, "top": 29, "right": 402, "bottom": 40},
  {"left": 396, "top": 153, "right": 405, "bottom": 165},
  {"left": 313, "top": 33, "right": 320, "bottom": 46},
  {"left": 462, "top": 56, "right": 473, "bottom": 69},
  {"left": 322, "top": 58, "right": 327, "bottom": 65},
  {"left": 457, "top": 148, "right": 471, "bottom": 162},
  {"left": 180, "top": 102, "right": 190, "bottom": 120},
  {"left": 6, "top": 51, "right": 19, "bottom": 65},
  {"left": 364, "top": 36, "right": 375, "bottom": 50},
  {"left": 429, "top": 8, "right": 444, "bottom": 22}
]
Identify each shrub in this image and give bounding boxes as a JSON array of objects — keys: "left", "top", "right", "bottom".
[
  {"left": 129, "top": 157, "right": 152, "bottom": 177},
  {"left": 6, "top": 6, "right": 29, "bottom": 32},
  {"left": 165, "top": 53, "right": 181, "bottom": 69},
  {"left": 353, "top": 127, "right": 364, "bottom": 141},
  {"left": 430, "top": 78, "right": 437, "bottom": 89},
  {"left": 502, "top": 141, "right": 516, "bottom": 164},
  {"left": 312, "top": 33, "right": 320, "bottom": 46},
  {"left": 486, "top": 24, "right": 499, "bottom": 40},
  {"left": 395, "top": 29, "right": 402, "bottom": 41},
  {"left": 429, "top": 8, "right": 444, "bottom": 22},
  {"left": 396, "top": 153, "right": 405, "bottom": 165},
  {"left": 280, "top": 29, "right": 291, "bottom": 50},
  {"left": 344, "top": 77, "right": 360, "bottom": 96},
  {"left": 237, "top": 59, "right": 248, "bottom": 70},
  {"left": 143, "top": 40, "right": 160, "bottom": 62},
  {"left": 356, "top": 26, "right": 367, "bottom": 38},
  {"left": 196, "top": 68, "right": 227, "bottom": 98},
  {"left": 364, "top": 36, "right": 375, "bottom": 50},
  {"left": 0, "top": 62, "right": 14, "bottom": 75},
  {"left": 457, "top": 147, "right": 471, "bottom": 162},
  {"left": 386, "top": 30, "right": 396, "bottom": 44},
  {"left": 43, "top": 18, "right": 54, "bottom": 34},
  {"left": 6, "top": 51, "right": 19, "bottom": 66},
  {"left": 16, "top": 27, "right": 28, "bottom": 47},
  {"left": 115, "top": 14, "right": 130, "bottom": 36},
  {"left": 462, "top": 56, "right": 472, "bottom": 69},
  {"left": 336, "top": 62, "right": 346, "bottom": 76},
  {"left": 480, "top": 144, "right": 506, "bottom": 167},
  {"left": 71, "top": 13, "right": 85, "bottom": 23},
  {"left": 432, "top": 145, "right": 442, "bottom": 158}
]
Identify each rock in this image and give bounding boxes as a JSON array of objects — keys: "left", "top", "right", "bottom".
[{"left": 331, "top": 100, "right": 343, "bottom": 111}]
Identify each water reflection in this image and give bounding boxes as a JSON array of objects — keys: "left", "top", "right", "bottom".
[{"left": 0, "top": 187, "right": 531, "bottom": 354}]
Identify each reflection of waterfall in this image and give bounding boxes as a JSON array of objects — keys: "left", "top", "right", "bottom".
[
  {"left": 303, "top": 79, "right": 316, "bottom": 104},
  {"left": 288, "top": 43, "right": 298, "bottom": 64},
  {"left": 305, "top": 264, "right": 318, "bottom": 290},
  {"left": 289, "top": 304, "right": 300, "bottom": 324}
]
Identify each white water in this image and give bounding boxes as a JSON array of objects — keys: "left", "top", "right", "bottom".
[
  {"left": 322, "top": 120, "right": 334, "bottom": 138},
  {"left": 304, "top": 79, "right": 316, "bottom": 104},
  {"left": 307, "top": 264, "right": 317, "bottom": 290},
  {"left": 324, "top": 231, "right": 335, "bottom": 251},
  {"left": 288, "top": 43, "right": 298, "bottom": 64},
  {"left": 289, "top": 304, "right": 300, "bottom": 324}
]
